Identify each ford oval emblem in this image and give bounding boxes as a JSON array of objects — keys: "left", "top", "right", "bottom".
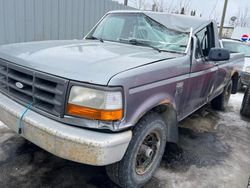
[{"left": 15, "top": 82, "right": 24, "bottom": 89}]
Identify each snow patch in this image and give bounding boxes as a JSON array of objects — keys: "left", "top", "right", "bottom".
[{"left": 0, "top": 121, "right": 7, "bottom": 129}]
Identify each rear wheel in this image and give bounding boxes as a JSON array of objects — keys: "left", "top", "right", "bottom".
[
  {"left": 106, "top": 112, "right": 167, "bottom": 188},
  {"left": 211, "top": 80, "right": 232, "bottom": 111},
  {"left": 240, "top": 84, "right": 250, "bottom": 116}
]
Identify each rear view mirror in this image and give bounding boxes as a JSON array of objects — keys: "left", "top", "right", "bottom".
[{"left": 208, "top": 48, "right": 230, "bottom": 61}]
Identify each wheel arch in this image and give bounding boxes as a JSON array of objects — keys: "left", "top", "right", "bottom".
[
  {"left": 134, "top": 102, "right": 179, "bottom": 144},
  {"left": 152, "top": 103, "right": 179, "bottom": 143}
]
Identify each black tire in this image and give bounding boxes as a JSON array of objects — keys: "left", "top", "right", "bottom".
[
  {"left": 106, "top": 112, "right": 167, "bottom": 188},
  {"left": 240, "top": 85, "right": 250, "bottom": 116},
  {"left": 211, "top": 80, "right": 232, "bottom": 111},
  {"left": 237, "top": 78, "right": 242, "bottom": 91}
]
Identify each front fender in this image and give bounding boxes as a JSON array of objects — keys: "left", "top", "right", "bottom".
[{"left": 125, "top": 91, "right": 179, "bottom": 143}]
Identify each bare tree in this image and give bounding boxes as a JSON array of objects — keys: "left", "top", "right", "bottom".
[
  {"left": 158, "top": 0, "right": 164, "bottom": 12},
  {"left": 180, "top": 7, "right": 185, "bottom": 14},
  {"left": 151, "top": 0, "right": 164, "bottom": 12},
  {"left": 209, "top": 0, "right": 219, "bottom": 19},
  {"left": 130, "top": 0, "right": 146, "bottom": 10},
  {"left": 191, "top": 10, "right": 196, "bottom": 16},
  {"left": 178, "top": 0, "right": 191, "bottom": 15},
  {"left": 211, "top": 10, "right": 221, "bottom": 24},
  {"left": 152, "top": 3, "right": 157, "bottom": 11},
  {"left": 164, "top": 0, "right": 175, "bottom": 13},
  {"left": 235, "top": 7, "right": 250, "bottom": 27},
  {"left": 160, "top": 0, "right": 192, "bottom": 15},
  {"left": 206, "top": 0, "right": 221, "bottom": 23}
]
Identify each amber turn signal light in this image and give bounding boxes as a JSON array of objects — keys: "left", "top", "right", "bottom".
[{"left": 67, "top": 103, "right": 123, "bottom": 121}]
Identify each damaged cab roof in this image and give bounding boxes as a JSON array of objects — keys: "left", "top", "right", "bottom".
[{"left": 108, "top": 10, "right": 213, "bottom": 33}]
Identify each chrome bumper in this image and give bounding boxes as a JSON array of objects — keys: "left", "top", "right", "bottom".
[{"left": 0, "top": 92, "right": 132, "bottom": 166}]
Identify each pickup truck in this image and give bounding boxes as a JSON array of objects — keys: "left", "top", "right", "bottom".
[
  {"left": 221, "top": 39, "right": 250, "bottom": 89},
  {"left": 0, "top": 10, "right": 244, "bottom": 187}
]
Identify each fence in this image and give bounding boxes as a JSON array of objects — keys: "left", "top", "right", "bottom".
[{"left": 0, "top": 0, "right": 132, "bottom": 45}]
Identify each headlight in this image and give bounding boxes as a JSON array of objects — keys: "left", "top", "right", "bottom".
[
  {"left": 66, "top": 86, "right": 123, "bottom": 121},
  {"left": 245, "top": 66, "right": 250, "bottom": 73}
]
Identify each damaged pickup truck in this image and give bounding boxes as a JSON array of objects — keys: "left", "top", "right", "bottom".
[{"left": 0, "top": 11, "right": 244, "bottom": 187}]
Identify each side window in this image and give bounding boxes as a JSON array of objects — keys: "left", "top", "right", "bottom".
[{"left": 195, "top": 24, "right": 214, "bottom": 59}]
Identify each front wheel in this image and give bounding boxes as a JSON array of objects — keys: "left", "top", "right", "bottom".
[{"left": 106, "top": 112, "right": 167, "bottom": 188}]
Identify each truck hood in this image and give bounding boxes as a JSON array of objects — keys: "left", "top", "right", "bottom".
[{"left": 0, "top": 40, "right": 181, "bottom": 85}]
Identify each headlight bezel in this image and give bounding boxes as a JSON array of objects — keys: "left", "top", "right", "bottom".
[{"left": 66, "top": 81, "right": 124, "bottom": 121}]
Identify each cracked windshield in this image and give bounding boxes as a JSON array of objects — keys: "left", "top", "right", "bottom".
[{"left": 89, "top": 13, "right": 189, "bottom": 53}]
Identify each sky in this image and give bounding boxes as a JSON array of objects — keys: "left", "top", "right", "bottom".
[{"left": 114, "top": 0, "right": 250, "bottom": 26}]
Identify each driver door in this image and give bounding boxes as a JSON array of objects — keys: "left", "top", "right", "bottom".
[{"left": 186, "top": 24, "right": 218, "bottom": 112}]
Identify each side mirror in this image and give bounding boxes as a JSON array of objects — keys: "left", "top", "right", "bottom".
[{"left": 208, "top": 48, "right": 230, "bottom": 61}]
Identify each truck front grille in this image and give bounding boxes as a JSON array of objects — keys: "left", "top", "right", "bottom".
[{"left": 0, "top": 59, "right": 69, "bottom": 117}]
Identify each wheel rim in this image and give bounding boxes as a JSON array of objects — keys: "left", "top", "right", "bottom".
[{"left": 135, "top": 131, "right": 160, "bottom": 175}]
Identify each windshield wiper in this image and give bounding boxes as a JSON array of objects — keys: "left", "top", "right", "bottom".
[
  {"left": 86, "top": 36, "right": 104, "bottom": 43},
  {"left": 119, "top": 39, "right": 161, "bottom": 52}
]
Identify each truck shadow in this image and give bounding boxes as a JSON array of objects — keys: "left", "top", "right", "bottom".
[
  {"left": 161, "top": 127, "right": 231, "bottom": 173},
  {"left": 160, "top": 104, "right": 232, "bottom": 173}
]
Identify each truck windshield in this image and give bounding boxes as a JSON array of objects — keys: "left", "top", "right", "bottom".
[
  {"left": 223, "top": 41, "right": 250, "bottom": 57},
  {"left": 86, "top": 13, "right": 189, "bottom": 53}
]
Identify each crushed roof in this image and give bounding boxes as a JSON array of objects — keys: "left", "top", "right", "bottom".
[{"left": 109, "top": 10, "right": 213, "bottom": 33}]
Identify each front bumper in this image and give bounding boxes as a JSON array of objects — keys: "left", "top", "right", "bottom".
[
  {"left": 0, "top": 92, "right": 132, "bottom": 166},
  {"left": 241, "top": 72, "right": 250, "bottom": 86}
]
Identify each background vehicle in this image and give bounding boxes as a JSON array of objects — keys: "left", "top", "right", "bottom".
[
  {"left": 231, "top": 27, "right": 250, "bottom": 43},
  {"left": 0, "top": 11, "right": 244, "bottom": 187},
  {"left": 221, "top": 39, "right": 250, "bottom": 90}
]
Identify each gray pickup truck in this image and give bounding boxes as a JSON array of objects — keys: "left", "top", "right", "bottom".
[{"left": 0, "top": 10, "right": 244, "bottom": 187}]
